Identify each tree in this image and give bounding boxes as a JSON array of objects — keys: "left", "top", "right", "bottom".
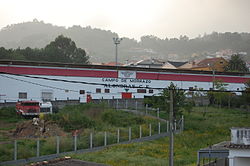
[
  {"left": 242, "top": 79, "right": 250, "bottom": 111},
  {"left": 44, "top": 35, "right": 89, "bottom": 64},
  {"left": 224, "top": 54, "right": 249, "bottom": 72},
  {"left": 145, "top": 82, "right": 188, "bottom": 118},
  {"left": 208, "top": 80, "right": 229, "bottom": 108}
]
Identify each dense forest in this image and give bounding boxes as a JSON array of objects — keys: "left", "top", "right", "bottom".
[{"left": 0, "top": 20, "right": 250, "bottom": 63}]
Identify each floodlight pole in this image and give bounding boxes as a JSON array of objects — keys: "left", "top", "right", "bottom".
[
  {"left": 113, "top": 37, "right": 122, "bottom": 66},
  {"left": 169, "top": 89, "right": 174, "bottom": 166}
]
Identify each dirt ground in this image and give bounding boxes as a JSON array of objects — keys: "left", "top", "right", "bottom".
[{"left": 13, "top": 120, "right": 66, "bottom": 138}]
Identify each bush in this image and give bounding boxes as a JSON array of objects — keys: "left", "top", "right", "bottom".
[
  {"left": 0, "top": 107, "right": 22, "bottom": 123},
  {"left": 46, "top": 104, "right": 96, "bottom": 132},
  {"left": 101, "top": 110, "right": 145, "bottom": 127}
]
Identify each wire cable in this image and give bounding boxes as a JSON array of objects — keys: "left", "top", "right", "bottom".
[{"left": 0, "top": 71, "right": 247, "bottom": 92}]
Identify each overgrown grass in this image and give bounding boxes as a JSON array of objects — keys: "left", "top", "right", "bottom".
[
  {"left": 0, "top": 104, "right": 159, "bottom": 162},
  {"left": 0, "top": 107, "right": 24, "bottom": 142},
  {"left": 0, "top": 107, "right": 23, "bottom": 123},
  {"left": 45, "top": 103, "right": 149, "bottom": 132},
  {"left": 71, "top": 106, "right": 250, "bottom": 166}
]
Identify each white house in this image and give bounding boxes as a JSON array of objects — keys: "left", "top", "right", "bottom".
[
  {"left": 227, "top": 128, "right": 250, "bottom": 166},
  {"left": 197, "top": 128, "right": 250, "bottom": 166}
]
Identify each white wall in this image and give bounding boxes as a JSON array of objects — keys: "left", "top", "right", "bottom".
[
  {"left": 229, "top": 149, "right": 250, "bottom": 166},
  {"left": 0, "top": 73, "right": 246, "bottom": 102}
]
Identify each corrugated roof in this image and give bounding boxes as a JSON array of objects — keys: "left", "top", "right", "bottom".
[{"left": 167, "top": 61, "right": 188, "bottom": 68}]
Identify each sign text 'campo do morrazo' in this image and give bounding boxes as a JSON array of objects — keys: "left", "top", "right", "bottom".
[{"left": 102, "top": 71, "right": 152, "bottom": 89}]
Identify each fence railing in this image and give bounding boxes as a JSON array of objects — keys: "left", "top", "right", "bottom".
[{"left": 0, "top": 117, "right": 184, "bottom": 165}]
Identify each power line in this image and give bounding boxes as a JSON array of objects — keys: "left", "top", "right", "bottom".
[
  {"left": 0, "top": 74, "right": 78, "bottom": 92},
  {"left": 0, "top": 71, "right": 247, "bottom": 92}
]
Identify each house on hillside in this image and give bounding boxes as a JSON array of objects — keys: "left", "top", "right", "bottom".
[
  {"left": 128, "top": 58, "right": 165, "bottom": 68},
  {"left": 167, "top": 61, "right": 188, "bottom": 69},
  {"left": 191, "top": 57, "right": 228, "bottom": 72},
  {"left": 127, "top": 58, "right": 189, "bottom": 69},
  {"left": 102, "top": 62, "right": 124, "bottom": 66},
  {"left": 197, "top": 127, "right": 250, "bottom": 166}
]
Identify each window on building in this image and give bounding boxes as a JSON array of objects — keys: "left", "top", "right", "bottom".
[
  {"left": 104, "top": 89, "right": 110, "bottom": 93},
  {"left": 41, "top": 90, "right": 53, "bottom": 101},
  {"left": 96, "top": 88, "right": 101, "bottom": 93},
  {"left": 137, "top": 89, "right": 146, "bottom": 93},
  {"left": 149, "top": 89, "right": 154, "bottom": 93},
  {"left": 19, "top": 92, "right": 27, "bottom": 99},
  {"left": 79, "top": 90, "right": 85, "bottom": 94}
]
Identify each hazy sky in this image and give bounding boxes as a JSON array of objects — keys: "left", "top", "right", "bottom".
[{"left": 1, "top": 0, "right": 250, "bottom": 40}]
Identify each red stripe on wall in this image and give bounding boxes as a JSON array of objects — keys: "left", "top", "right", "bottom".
[
  {"left": 1, "top": 66, "right": 249, "bottom": 84},
  {"left": 0, "top": 66, "right": 118, "bottom": 78},
  {"left": 136, "top": 72, "right": 249, "bottom": 84}
]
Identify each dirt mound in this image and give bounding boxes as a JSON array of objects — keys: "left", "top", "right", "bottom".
[{"left": 13, "top": 120, "right": 66, "bottom": 138}]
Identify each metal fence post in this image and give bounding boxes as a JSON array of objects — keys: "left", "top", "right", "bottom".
[
  {"left": 157, "top": 108, "right": 160, "bottom": 118},
  {"left": 74, "top": 135, "right": 77, "bottom": 151},
  {"left": 90, "top": 133, "right": 93, "bottom": 149},
  {"left": 146, "top": 104, "right": 148, "bottom": 115},
  {"left": 116, "top": 99, "right": 119, "bottom": 110},
  {"left": 104, "top": 132, "right": 107, "bottom": 146},
  {"left": 181, "top": 115, "right": 184, "bottom": 131},
  {"left": 126, "top": 100, "right": 128, "bottom": 109},
  {"left": 36, "top": 139, "right": 40, "bottom": 157},
  {"left": 167, "top": 121, "right": 169, "bottom": 132},
  {"left": 129, "top": 127, "right": 131, "bottom": 141},
  {"left": 139, "top": 125, "right": 142, "bottom": 138},
  {"left": 158, "top": 122, "right": 161, "bottom": 134},
  {"left": 174, "top": 120, "right": 177, "bottom": 131},
  {"left": 149, "top": 124, "right": 152, "bottom": 136},
  {"left": 135, "top": 101, "right": 138, "bottom": 110},
  {"left": 14, "top": 140, "right": 17, "bottom": 160},
  {"left": 117, "top": 129, "right": 120, "bottom": 143},
  {"left": 56, "top": 136, "right": 60, "bottom": 154}
]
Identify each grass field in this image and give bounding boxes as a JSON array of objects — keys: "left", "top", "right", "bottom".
[
  {"left": 71, "top": 106, "right": 250, "bottom": 166},
  {"left": 0, "top": 104, "right": 160, "bottom": 162}
]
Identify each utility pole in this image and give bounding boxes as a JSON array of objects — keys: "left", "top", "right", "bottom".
[
  {"left": 208, "top": 63, "right": 215, "bottom": 89},
  {"left": 212, "top": 69, "right": 215, "bottom": 90},
  {"left": 113, "top": 37, "right": 123, "bottom": 66},
  {"left": 169, "top": 89, "right": 174, "bottom": 166}
]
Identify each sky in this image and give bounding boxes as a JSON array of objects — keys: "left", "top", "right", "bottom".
[{"left": 1, "top": 0, "right": 250, "bottom": 40}]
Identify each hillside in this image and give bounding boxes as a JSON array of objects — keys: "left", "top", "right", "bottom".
[{"left": 0, "top": 20, "right": 250, "bottom": 63}]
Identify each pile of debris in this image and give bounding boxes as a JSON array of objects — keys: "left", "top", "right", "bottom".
[{"left": 13, "top": 118, "right": 65, "bottom": 138}]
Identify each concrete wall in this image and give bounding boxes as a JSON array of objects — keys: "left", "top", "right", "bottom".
[
  {"left": 233, "top": 157, "right": 250, "bottom": 166},
  {"left": 0, "top": 100, "right": 80, "bottom": 110},
  {"left": 91, "top": 98, "right": 145, "bottom": 109}
]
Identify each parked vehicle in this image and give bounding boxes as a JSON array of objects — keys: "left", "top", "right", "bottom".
[{"left": 16, "top": 101, "right": 52, "bottom": 116}]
